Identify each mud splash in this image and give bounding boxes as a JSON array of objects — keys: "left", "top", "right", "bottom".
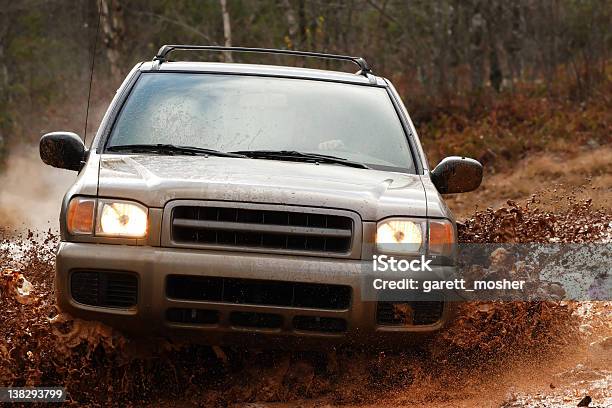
[
  {"left": 0, "top": 198, "right": 610, "bottom": 406},
  {"left": 459, "top": 196, "right": 611, "bottom": 244}
]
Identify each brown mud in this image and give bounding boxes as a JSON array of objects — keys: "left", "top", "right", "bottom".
[
  {"left": 1, "top": 196, "right": 610, "bottom": 407},
  {"left": 446, "top": 146, "right": 612, "bottom": 220}
]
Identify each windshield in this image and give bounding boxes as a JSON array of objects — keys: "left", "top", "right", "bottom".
[{"left": 107, "top": 73, "right": 414, "bottom": 171}]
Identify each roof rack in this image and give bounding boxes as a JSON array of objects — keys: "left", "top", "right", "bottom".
[{"left": 153, "top": 45, "right": 372, "bottom": 77}]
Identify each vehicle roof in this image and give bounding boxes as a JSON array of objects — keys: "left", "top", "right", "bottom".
[{"left": 139, "top": 61, "right": 387, "bottom": 86}]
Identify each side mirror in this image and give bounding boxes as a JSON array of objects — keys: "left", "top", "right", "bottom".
[
  {"left": 431, "top": 156, "right": 483, "bottom": 194},
  {"left": 39, "top": 132, "right": 86, "bottom": 171}
]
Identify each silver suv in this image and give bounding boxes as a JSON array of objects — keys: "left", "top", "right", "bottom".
[{"left": 40, "top": 45, "right": 482, "bottom": 348}]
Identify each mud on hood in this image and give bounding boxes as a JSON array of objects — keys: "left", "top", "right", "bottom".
[{"left": 97, "top": 154, "right": 428, "bottom": 221}]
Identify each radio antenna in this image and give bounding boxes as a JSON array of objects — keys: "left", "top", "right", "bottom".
[{"left": 83, "top": 0, "right": 102, "bottom": 147}]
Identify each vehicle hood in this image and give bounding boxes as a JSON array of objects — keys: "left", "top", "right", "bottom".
[{"left": 97, "top": 154, "right": 428, "bottom": 221}]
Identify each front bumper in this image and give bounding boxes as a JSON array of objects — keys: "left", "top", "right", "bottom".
[{"left": 56, "top": 242, "right": 456, "bottom": 348}]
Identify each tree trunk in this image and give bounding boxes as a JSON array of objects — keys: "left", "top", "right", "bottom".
[
  {"left": 220, "top": 0, "right": 233, "bottom": 62},
  {"left": 468, "top": 0, "right": 487, "bottom": 92},
  {"left": 506, "top": 2, "right": 524, "bottom": 84},
  {"left": 99, "top": 0, "right": 125, "bottom": 81},
  {"left": 0, "top": 8, "right": 10, "bottom": 103},
  {"left": 281, "top": 0, "right": 299, "bottom": 49},
  {"left": 0, "top": 33, "right": 8, "bottom": 102}
]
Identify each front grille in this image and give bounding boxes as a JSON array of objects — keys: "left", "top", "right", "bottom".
[
  {"left": 230, "top": 312, "right": 282, "bottom": 329},
  {"left": 71, "top": 270, "right": 138, "bottom": 308},
  {"left": 166, "top": 308, "right": 219, "bottom": 325},
  {"left": 293, "top": 316, "right": 347, "bottom": 333},
  {"left": 166, "top": 275, "right": 351, "bottom": 310},
  {"left": 377, "top": 301, "right": 444, "bottom": 326},
  {"left": 170, "top": 205, "right": 354, "bottom": 254}
]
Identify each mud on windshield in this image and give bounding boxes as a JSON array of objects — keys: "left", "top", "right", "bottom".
[{"left": 105, "top": 73, "right": 416, "bottom": 173}]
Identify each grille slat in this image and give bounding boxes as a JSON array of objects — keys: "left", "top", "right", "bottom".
[
  {"left": 171, "top": 205, "right": 353, "bottom": 254},
  {"left": 167, "top": 275, "right": 351, "bottom": 310},
  {"left": 173, "top": 219, "right": 352, "bottom": 238},
  {"left": 104, "top": 294, "right": 138, "bottom": 300}
]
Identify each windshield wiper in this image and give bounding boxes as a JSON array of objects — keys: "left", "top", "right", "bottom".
[
  {"left": 228, "top": 150, "right": 369, "bottom": 169},
  {"left": 107, "top": 144, "right": 246, "bottom": 158}
]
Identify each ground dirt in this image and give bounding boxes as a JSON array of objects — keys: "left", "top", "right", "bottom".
[
  {"left": 0, "top": 146, "right": 610, "bottom": 407},
  {"left": 446, "top": 145, "right": 612, "bottom": 220}
]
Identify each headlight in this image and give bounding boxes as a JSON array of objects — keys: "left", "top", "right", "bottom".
[
  {"left": 376, "top": 218, "right": 455, "bottom": 256},
  {"left": 96, "top": 200, "right": 148, "bottom": 238},
  {"left": 376, "top": 218, "right": 425, "bottom": 254}
]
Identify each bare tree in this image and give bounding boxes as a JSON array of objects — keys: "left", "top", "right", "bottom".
[
  {"left": 469, "top": 1, "right": 486, "bottom": 91},
  {"left": 99, "top": 0, "right": 125, "bottom": 80},
  {"left": 281, "top": 0, "right": 299, "bottom": 48},
  {"left": 220, "top": 0, "right": 233, "bottom": 62},
  {"left": 0, "top": 18, "right": 9, "bottom": 103}
]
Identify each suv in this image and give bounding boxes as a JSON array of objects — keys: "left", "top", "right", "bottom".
[{"left": 40, "top": 45, "right": 482, "bottom": 348}]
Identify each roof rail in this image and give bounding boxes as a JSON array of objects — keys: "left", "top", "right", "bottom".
[{"left": 153, "top": 45, "right": 372, "bottom": 76}]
